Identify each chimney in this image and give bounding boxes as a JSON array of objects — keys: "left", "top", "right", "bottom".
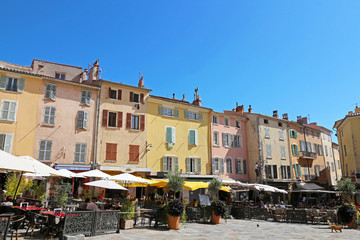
[
  {"left": 273, "top": 110, "right": 278, "bottom": 118},
  {"left": 182, "top": 94, "right": 186, "bottom": 101},
  {"left": 297, "top": 116, "right": 308, "bottom": 124},
  {"left": 138, "top": 76, "right": 144, "bottom": 88},
  {"left": 236, "top": 105, "right": 244, "bottom": 114},
  {"left": 192, "top": 88, "right": 201, "bottom": 106},
  {"left": 173, "top": 93, "right": 177, "bottom": 100},
  {"left": 88, "top": 59, "right": 100, "bottom": 81},
  {"left": 348, "top": 111, "right": 354, "bottom": 115},
  {"left": 80, "top": 69, "right": 88, "bottom": 83},
  {"left": 355, "top": 106, "right": 360, "bottom": 113},
  {"left": 248, "top": 105, "right": 252, "bottom": 113},
  {"left": 282, "top": 113, "right": 288, "bottom": 120}
]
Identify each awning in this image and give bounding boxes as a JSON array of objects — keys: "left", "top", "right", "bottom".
[
  {"left": 296, "top": 182, "right": 324, "bottom": 190},
  {"left": 54, "top": 164, "right": 91, "bottom": 171},
  {"left": 290, "top": 189, "right": 341, "bottom": 194}
]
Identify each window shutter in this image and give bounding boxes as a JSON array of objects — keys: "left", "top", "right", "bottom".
[
  {"left": 194, "top": 130, "right": 198, "bottom": 145},
  {"left": 108, "top": 87, "right": 112, "bottom": 98},
  {"left": 45, "top": 84, "right": 51, "bottom": 98},
  {"left": 266, "top": 144, "right": 271, "bottom": 158},
  {"left": 294, "top": 131, "right": 297, "bottom": 139},
  {"left": 86, "top": 91, "right": 91, "bottom": 105},
  {"left": 174, "top": 157, "right": 179, "bottom": 171},
  {"left": 140, "top": 93, "right": 144, "bottom": 104},
  {"left": 171, "top": 127, "right": 176, "bottom": 143},
  {"left": 222, "top": 133, "right": 226, "bottom": 146},
  {"left": 166, "top": 127, "right": 172, "bottom": 143},
  {"left": 291, "top": 145, "right": 295, "bottom": 156},
  {"left": 300, "top": 140, "right": 305, "bottom": 151},
  {"left": 281, "top": 146, "right": 285, "bottom": 159},
  {"left": 51, "top": 85, "right": 57, "bottom": 99},
  {"left": 140, "top": 115, "right": 145, "bottom": 131},
  {"left": 75, "top": 143, "right": 81, "bottom": 162},
  {"left": 4, "top": 134, "right": 13, "bottom": 153},
  {"left": 130, "top": 92, "right": 134, "bottom": 102},
  {"left": 298, "top": 165, "right": 302, "bottom": 176},
  {"left": 220, "top": 158, "right": 224, "bottom": 174},
  {"left": 230, "top": 134, "right": 234, "bottom": 147},
  {"left": 273, "top": 165, "right": 277, "bottom": 179},
  {"left": 83, "top": 111, "right": 88, "bottom": 129},
  {"left": 17, "top": 78, "right": 25, "bottom": 92},
  {"left": 197, "top": 158, "right": 201, "bottom": 173},
  {"left": 77, "top": 111, "right": 84, "bottom": 128},
  {"left": 9, "top": 102, "right": 17, "bottom": 121},
  {"left": 174, "top": 109, "right": 179, "bottom": 118},
  {"left": 212, "top": 158, "right": 216, "bottom": 173},
  {"left": 186, "top": 158, "right": 190, "bottom": 172},
  {"left": 116, "top": 89, "right": 122, "bottom": 100},
  {"left": 158, "top": 106, "right": 163, "bottom": 115},
  {"left": 163, "top": 156, "right": 167, "bottom": 172},
  {"left": 243, "top": 160, "right": 247, "bottom": 174},
  {"left": 184, "top": 110, "right": 189, "bottom": 119},
  {"left": 81, "top": 90, "right": 86, "bottom": 104},
  {"left": 117, "top": 112, "right": 123, "bottom": 128},
  {"left": 102, "top": 110, "right": 108, "bottom": 127},
  {"left": 189, "top": 130, "right": 195, "bottom": 145},
  {"left": 235, "top": 159, "right": 239, "bottom": 174},
  {"left": 50, "top": 107, "right": 56, "bottom": 125},
  {"left": 0, "top": 75, "right": 6, "bottom": 90},
  {"left": 296, "top": 145, "right": 299, "bottom": 156},
  {"left": 294, "top": 164, "right": 298, "bottom": 177},
  {"left": 126, "top": 113, "right": 131, "bottom": 129},
  {"left": 198, "top": 113, "right": 203, "bottom": 121}
]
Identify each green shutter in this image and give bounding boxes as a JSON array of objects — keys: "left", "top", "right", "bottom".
[
  {"left": 174, "top": 109, "right": 179, "bottom": 118},
  {"left": 174, "top": 157, "right": 179, "bottom": 172},
  {"left": 291, "top": 145, "right": 295, "bottom": 156},
  {"left": 294, "top": 164, "right": 298, "bottom": 177},
  {"left": 166, "top": 127, "right": 172, "bottom": 143},
  {"left": 158, "top": 106, "right": 163, "bottom": 115},
  {"left": 0, "top": 75, "right": 6, "bottom": 90},
  {"left": 189, "top": 130, "right": 195, "bottom": 145},
  {"left": 163, "top": 156, "right": 167, "bottom": 171},
  {"left": 186, "top": 158, "right": 190, "bottom": 172},
  {"left": 18, "top": 78, "right": 25, "bottom": 92},
  {"left": 197, "top": 158, "right": 201, "bottom": 173},
  {"left": 294, "top": 131, "right": 298, "bottom": 139},
  {"left": 220, "top": 158, "right": 224, "bottom": 174},
  {"left": 198, "top": 113, "right": 203, "bottom": 121},
  {"left": 184, "top": 110, "right": 189, "bottom": 119}
]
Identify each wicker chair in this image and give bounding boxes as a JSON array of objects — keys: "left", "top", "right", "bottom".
[
  {"left": 311, "top": 209, "right": 322, "bottom": 224},
  {"left": 274, "top": 208, "right": 286, "bottom": 222},
  {"left": 9, "top": 215, "right": 25, "bottom": 240}
]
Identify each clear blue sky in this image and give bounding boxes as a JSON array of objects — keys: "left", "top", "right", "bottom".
[{"left": 1, "top": 1, "right": 359, "bottom": 140}]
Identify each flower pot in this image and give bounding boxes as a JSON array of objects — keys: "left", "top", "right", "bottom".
[
  {"left": 120, "top": 219, "right": 134, "bottom": 229},
  {"left": 168, "top": 216, "right": 180, "bottom": 230},
  {"left": 347, "top": 216, "right": 358, "bottom": 229},
  {"left": 211, "top": 211, "right": 221, "bottom": 224}
]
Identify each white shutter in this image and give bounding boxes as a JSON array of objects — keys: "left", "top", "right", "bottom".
[
  {"left": 8, "top": 102, "right": 17, "bottom": 121},
  {"left": 212, "top": 158, "right": 216, "bottom": 173},
  {"left": 77, "top": 111, "right": 84, "bottom": 128},
  {"left": 81, "top": 90, "right": 87, "bottom": 104},
  {"left": 280, "top": 146, "right": 286, "bottom": 159},
  {"left": 266, "top": 144, "right": 272, "bottom": 158},
  {"left": 265, "top": 128, "right": 270, "bottom": 138},
  {"left": 83, "top": 111, "right": 88, "bottom": 129},
  {"left": 4, "top": 134, "right": 13, "bottom": 153},
  {"left": 50, "top": 107, "right": 56, "bottom": 125},
  {"left": 194, "top": 130, "right": 198, "bottom": 145},
  {"left": 171, "top": 127, "right": 176, "bottom": 143},
  {"left": 44, "top": 106, "right": 50, "bottom": 124},
  {"left": 45, "top": 84, "right": 51, "bottom": 98},
  {"left": 51, "top": 84, "right": 57, "bottom": 99}
]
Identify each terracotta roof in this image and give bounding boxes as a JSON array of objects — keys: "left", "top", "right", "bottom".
[
  {"left": 304, "top": 123, "right": 331, "bottom": 133},
  {"left": 150, "top": 95, "right": 212, "bottom": 110},
  {"left": 334, "top": 111, "right": 360, "bottom": 129},
  {"left": 32, "top": 59, "right": 83, "bottom": 69}
]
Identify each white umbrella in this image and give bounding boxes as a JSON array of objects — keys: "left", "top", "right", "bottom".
[
  {"left": 110, "top": 173, "right": 151, "bottom": 184},
  {"left": 85, "top": 179, "right": 128, "bottom": 190},
  {"left": 57, "top": 169, "right": 84, "bottom": 178},
  {"left": 0, "top": 150, "right": 36, "bottom": 173},
  {"left": 18, "top": 156, "right": 67, "bottom": 177},
  {"left": 75, "top": 169, "right": 110, "bottom": 179}
]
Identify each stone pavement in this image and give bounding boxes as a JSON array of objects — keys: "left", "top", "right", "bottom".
[{"left": 86, "top": 219, "right": 359, "bottom": 240}]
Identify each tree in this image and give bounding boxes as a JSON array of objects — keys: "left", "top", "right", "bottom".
[
  {"left": 4, "top": 173, "right": 26, "bottom": 198},
  {"left": 165, "top": 171, "right": 185, "bottom": 198},
  {"left": 49, "top": 179, "right": 72, "bottom": 208},
  {"left": 208, "top": 178, "right": 222, "bottom": 200},
  {"left": 337, "top": 178, "right": 356, "bottom": 203}
]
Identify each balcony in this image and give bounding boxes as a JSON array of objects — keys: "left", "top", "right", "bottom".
[
  {"left": 304, "top": 174, "right": 318, "bottom": 181},
  {"left": 299, "top": 151, "right": 317, "bottom": 159}
]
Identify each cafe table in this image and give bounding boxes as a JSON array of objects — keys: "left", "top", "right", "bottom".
[
  {"left": 13, "top": 206, "right": 46, "bottom": 211},
  {"left": 41, "top": 211, "right": 66, "bottom": 240}
]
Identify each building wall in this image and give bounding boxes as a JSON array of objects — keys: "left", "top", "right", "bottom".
[
  {"left": 210, "top": 112, "right": 248, "bottom": 181},
  {"left": 320, "top": 131, "right": 337, "bottom": 186},
  {"left": 0, "top": 70, "right": 42, "bottom": 156},
  {"left": 332, "top": 143, "right": 342, "bottom": 183},
  {"left": 33, "top": 79, "right": 98, "bottom": 166},
  {"left": 245, "top": 114, "right": 260, "bottom": 183},
  {"left": 31, "top": 60, "right": 83, "bottom": 82},
  {"left": 147, "top": 97, "right": 211, "bottom": 175},
  {"left": 97, "top": 82, "right": 149, "bottom": 170}
]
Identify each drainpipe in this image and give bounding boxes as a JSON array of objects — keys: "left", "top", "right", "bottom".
[
  {"left": 257, "top": 116, "right": 264, "bottom": 184},
  {"left": 92, "top": 86, "right": 101, "bottom": 170}
]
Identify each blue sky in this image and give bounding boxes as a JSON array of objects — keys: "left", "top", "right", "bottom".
[{"left": 1, "top": 1, "right": 359, "bottom": 140}]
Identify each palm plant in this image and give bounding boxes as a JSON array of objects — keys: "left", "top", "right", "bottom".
[
  {"left": 165, "top": 171, "right": 185, "bottom": 198},
  {"left": 208, "top": 178, "right": 222, "bottom": 200}
]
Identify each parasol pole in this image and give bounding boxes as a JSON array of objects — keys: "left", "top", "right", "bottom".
[{"left": 13, "top": 171, "right": 24, "bottom": 200}]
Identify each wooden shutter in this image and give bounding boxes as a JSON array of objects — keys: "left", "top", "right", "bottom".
[
  {"left": 77, "top": 111, "right": 84, "bottom": 128},
  {"left": 220, "top": 158, "right": 224, "bottom": 174},
  {"left": 130, "top": 92, "right": 134, "bottom": 102},
  {"left": 174, "top": 157, "right": 179, "bottom": 171},
  {"left": 4, "top": 134, "right": 13, "bottom": 153},
  {"left": 0, "top": 75, "right": 6, "bottom": 90},
  {"left": 117, "top": 112, "right": 123, "bottom": 128},
  {"left": 197, "top": 158, "right": 201, "bottom": 173},
  {"left": 140, "top": 93, "right": 144, "bottom": 104},
  {"left": 184, "top": 110, "right": 189, "bottom": 119},
  {"left": 186, "top": 158, "right": 190, "bottom": 172},
  {"left": 198, "top": 113, "right": 203, "bottom": 121},
  {"left": 158, "top": 106, "right": 163, "bottom": 115},
  {"left": 194, "top": 130, "right": 198, "bottom": 145},
  {"left": 126, "top": 113, "right": 131, "bottom": 129},
  {"left": 102, "top": 110, "right": 108, "bottom": 127},
  {"left": 108, "top": 87, "right": 112, "bottom": 98},
  {"left": 230, "top": 134, "right": 234, "bottom": 147},
  {"left": 166, "top": 127, "right": 172, "bottom": 143},
  {"left": 18, "top": 78, "right": 25, "bottom": 92},
  {"left": 212, "top": 158, "right": 216, "bottom": 173},
  {"left": 81, "top": 90, "right": 86, "bottom": 104},
  {"left": 171, "top": 127, "right": 176, "bottom": 143},
  {"left": 235, "top": 159, "right": 239, "bottom": 174},
  {"left": 189, "top": 130, "right": 195, "bottom": 145},
  {"left": 174, "top": 109, "right": 179, "bottom": 118},
  {"left": 118, "top": 89, "right": 122, "bottom": 100},
  {"left": 273, "top": 165, "right": 278, "bottom": 179},
  {"left": 83, "top": 111, "right": 88, "bottom": 129},
  {"left": 140, "top": 115, "right": 145, "bottom": 131},
  {"left": 163, "top": 156, "right": 167, "bottom": 171},
  {"left": 243, "top": 160, "right": 247, "bottom": 174}
]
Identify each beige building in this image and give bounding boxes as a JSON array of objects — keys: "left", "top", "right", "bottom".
[{"left": 332, "top": 142, "right": 342, "bottom": 184}]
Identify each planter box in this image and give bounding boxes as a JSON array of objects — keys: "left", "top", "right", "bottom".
[{"left": 120, "top": 219, "right": 134, "bottom": 229}]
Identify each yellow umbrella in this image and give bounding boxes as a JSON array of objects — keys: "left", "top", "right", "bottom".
[
  {"left": 220, "top": 186, "right": 231, "bottom": 192},
  {"left": 183, "top": 181, "right": 209, "bottom": 191}
]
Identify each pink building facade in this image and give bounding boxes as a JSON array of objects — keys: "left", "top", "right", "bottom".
[{"left": 211, "top": 109, "right": 249, "bottom": 182}]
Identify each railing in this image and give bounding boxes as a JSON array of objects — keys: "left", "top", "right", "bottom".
[
  {"left": 300, "top": 151, "right": 317, "bottom": 159},
  {"left": 304, "top": 175, "right": 318, "bottom": 181},
  {"left": 0, "top": 213, "right": 13, "bottom": 240}
]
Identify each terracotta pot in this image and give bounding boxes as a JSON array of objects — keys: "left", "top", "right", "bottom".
[
  {"left": 168, "top": 216, "right": 180, "bottom": 230},
  {"left": 347, "top": 216, "right": 358, "bottom": 229},
  {"left": 211, "top": 211, "right": 221, "bottom": 224}
]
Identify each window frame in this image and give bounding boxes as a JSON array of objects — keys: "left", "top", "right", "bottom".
[
  {"left": 38, "top": 140, "right": 52, "bottom": 161},
  {"left": 0, "top": 100, "right": 18, "bottom": 122},
  {"left": 224, "top": 118, "right": 229, "bottom": 126},
  {"left": 108, "top": 112, "right": 117, "bottom": 127},
  {"left": 226, "top": 158, "right": 233, "bottom": 174},
  {"left": 43, "top": 106, "right": 56, "bottom": 126},
  {"left": 129, "top": 145, "right": 140, "bottom": 162},
  {"left": 55, "top": 72, "right": 66, "bottom": 80},
  {"left": 5, "top": 77, "right": 18, "bottom": 92},
  {"left": 0, "top": 133, "right": 13, "bottom": 153},
  {"left": 81, "top": 90, "right": 91, "bottom": 105},
  {"left": 74, "top": 143, "right": 86, "bottom": 163},
  {"left": 45, "top": 83, "right": 57, "bottom": 100},
  {"left": 213, "top": 115, "right": 218, "bottom": 124},
  {"left": 105, "top": 143, "right": 117, "bottom": 161},
  {"left": 213, "top": 131, "right": 219, "bottom": 146},
  {"left": 131, "top": 115, "right": 140, "bottom": 130}
]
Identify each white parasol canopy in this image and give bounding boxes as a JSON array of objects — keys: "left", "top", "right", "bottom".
[
  {"left": 85, "top": 179, "right": 128, "bottom": 190},
  {"left": 57, "top": 169, "right": 84, "bottom": 178},
  {"left": 18, "top": 156, "right": 68, "bottom": 177},
  {"left": 110, "top": 173, "right": 151, "bottom": 184},
  {"left": 75, "top": 169, "right": 110, "bottom": 179},
  {"left": 0, "top": 150, "right": 38, "bottom": 173}
]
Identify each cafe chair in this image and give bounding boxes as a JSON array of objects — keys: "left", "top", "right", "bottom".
[
  {"left": 9, "top": 215, "right": 25, "bottom": 240},
  {"left": 25, "top": 211, "right": 47, "bottom": 238}
]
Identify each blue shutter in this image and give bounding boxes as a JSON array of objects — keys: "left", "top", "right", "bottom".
[
  {"left": 0, "top": 75, "right": 6, "bottom": 90},
  {"left": 18, "top": 78, "right": 25, "bottom": 92}
]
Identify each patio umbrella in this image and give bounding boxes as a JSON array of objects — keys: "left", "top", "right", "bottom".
[
  {"left": 110, "top": 173, "right": 151, "bottom": 184},
  {"left": 24, "top": 172, "right": 51, "bottom": 180},
  {"left": 84, "top": 179, "right": 128, "bottom": 190},
  {"left": 56, "top": 169, "right": 84, "bottom": 178},
  {"left": 75, "top": 169, "right": 110, "bottom": 179},
  {"left": 0, "top": 150, "right": 38, "bottom": 173},
  {"left": 18, "top": 156, "right": 68, "bottom": 177}
]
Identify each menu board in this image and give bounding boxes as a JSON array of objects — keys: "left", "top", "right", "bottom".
[{"left": 199, "top": 194, "right": 211, "bottom": 206}]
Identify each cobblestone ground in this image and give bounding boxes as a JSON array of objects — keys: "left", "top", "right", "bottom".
[{"left": 87, "top": 219, "right": 359, "bottom": 240}]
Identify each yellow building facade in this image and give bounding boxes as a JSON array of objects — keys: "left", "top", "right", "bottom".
[
  {"left": 0, "top": 67, "right": 42, "bottom": 156},
  {"left": 147, "top": 95, "right": 212, "bottom": 175}
]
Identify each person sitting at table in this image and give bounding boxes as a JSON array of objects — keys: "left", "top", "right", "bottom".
[
  {"left": 278, "top": 201, "right": 285, "bottom": 208},
  {"left": 113, "top": 200, "right": 121, "bottom": 210},
  {"left": 86, "top": 197, "right": 100, "bottom": 211},
  {"left": 1, "top": 196, "right": 13, "bottom": 206},
  {"left": 104, "top": 200, "right": 112, "bottom": 210},
  {"left": 259, "top": 201, "right": 265, "bottom": 209},
  {"left": 78, "top": 198, "right": 90, "bottom": 210}
]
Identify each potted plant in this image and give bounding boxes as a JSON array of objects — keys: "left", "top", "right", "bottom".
[
  {"left": 338, "top": 203, "right": 358, "bottom": 229},
  {"left": 120, "top": 199, "right": 135, "bottom": 229},
  {"left": 208, "top": 178, "right": 222, "bottom": 200},
  {"left": 211, "top": 200, "right": 227, "bottom": 224},
  {"left": 167, "top": 198, "right": 185, "bottom": 229}
]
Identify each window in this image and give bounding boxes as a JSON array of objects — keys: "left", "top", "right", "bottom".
[
  {"left": 290, "top": 130, "right": 297, "bottom": 139},
  {"left": 184, "top": 110, "right": 203, "bottom": 121},
  {"left": 235, "top": 159, "right": 242, "bottom": 174},
  {"left": 81, "top": 90, "right": 91, "bottom": 105},
  {"left": 280, "top": 146, "right": 286, "bottom": 159},
  {"left": 236, "top": 120, "right": 240, "bottom": 128},
  {"left": 266, "top": 144, "right": 272, "bottom": 158},
  {"left": 0, "top": 133, "right": 13, "bottom": 153},
  {"left": 305, "top": 129, "right": 309, "bottom": 135},
  {"left": 233, "top": 135, "right": 241, "bottom": 148},
  {"left": 45, "top": 83, "right": 57, "bottom": 100},
  {"left": 212, "top": 158, "right": 220, "bottom": 173},
  {"left": 187, "top": 157, "right": 201, "bottom": 173},
  {"left": 314, "top": 165, "right": 321, "bottom": 177},
  {"left": 133, "top": 93, "right": 139, "bottom": 103},
  {"left": 326, "top": 162, "right": 330, "bottom": 171},
  {"left": 166, "top": 127, "right": 176, "bottom": 144},
  {"left": 281, "top": 166, "right": 291, "bottom": 179},
  {"left": 306, "top": 142, "right": 312, "bottom": 152},
  {"left": 291, "top": 144, "right": 299, "bottom": 156},
  {"left": 226, "top": 158, "right": 233, "bottom": 174},
  {"left": 222, "top": 133, "right": 230, "bottom": 147},
  {"left": 311, "top": 131, "right": 314, "bottom": 137},
  {"left": 130, "top": 92, "right": 143, "bottom": 103},
  {"left": 325, "top": 146, "right": 328, "bottom": 156},
  {"left": 163, "top": 156, "right": 178, "bottom": 172},
  {"left": 278, "top": 122, "right": 282, "bottom": 127},
  {"left": 131, "top": 115, "right": 140, "bottom": 130},
  {"left": 264, "top": 119, "right": 268, "bottom": 124},
  {"left": 300, "top": 140, "right": 306, "bottom": 151},
  {"left": 108, "top": 112, "right": 117, "bottom": 127},
  {"left": 224, "top": 118, "right": 229, "bottom": 126},
  {"left": 279, "top": 130, "right": 284, "bottom": 140},
  {"left": 0, "top": 100, "right": 17, "bottom": 122},
  {"left": 77, "top": 111, "right": 88, "bottom": 129},
  {"left": 265, "top": 165, "right": 277, "bottom": 179},
  {"left": 105, "top": 143, "right": 117, "bottom": 161},
  {"left": 313, "top": 143, "right": 318, "bottom": 154},
  {"left": 163, "top": 108, "right": 173, "bottom": 116},
  {"left": 213, "top": 115, "right": 218, "bottom": 124},
  {"left": 110, "top": 89, "right": 117, "bottom": 99},
  {"left": 39, "top": 140, "right": 52, "bottom": 161},
  {"left": 158, "top": 106, "right": 179, "bottom": 117},
  {"left": 299, "top": 127, "right": 303, "bottom": 134},
  {"left": 129, "top": 145, "right": 139, "bottom": 162},
  {"left": 331, "top": 162, "right": 335, "bottom": 172},
  {"left": 5, "top": 77, "right": 24, "bottom": 92},
  {"left": 317, "top": 132, "right": 320, "bottom": 138},
  {"left": 74, "top": 143, "right": 86, "bottom": 163},
  {"left": 213, "top": 131, "right": 219, "bottom": 146},
  {"left": 189, "top": 129, "right": 198, "bottom": 145},
  {"left": 55, "top": 72, "right": 65, "bottom": 80},
  {"left": 264, "top": 128, "right": 270, "bottom": 138},
  {"left": 44, "top": 106, "right": 56, "bottom": 125}
]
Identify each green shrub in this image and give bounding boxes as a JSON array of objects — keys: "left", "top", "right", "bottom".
[{"left": 120, "top": 199, "right": 135, "bottom": 220}]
